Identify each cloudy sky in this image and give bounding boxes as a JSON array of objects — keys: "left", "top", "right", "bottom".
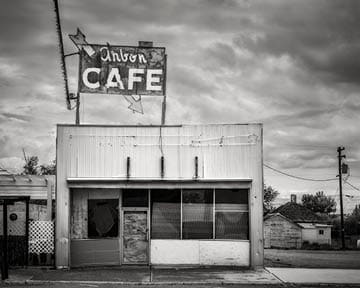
[{"left": 0, "top": 0, "right": 359, "bottom": 211}]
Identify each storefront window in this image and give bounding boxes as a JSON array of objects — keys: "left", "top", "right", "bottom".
[
  {"left": 149, "top": 188, "right": 249, "bottom": 240},
  {"left": 215, "top": 189, "right": 248, "bottom": 240},
  {"left": 88, "top": 199, "right": 119, "bottom": 238},
  {"left": 151, "top": 189, "right": 181, "bottom": 239},
  {"left": 182, "top": 189, "right": 213, "bottom": 239}
]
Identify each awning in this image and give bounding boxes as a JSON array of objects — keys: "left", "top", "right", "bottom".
[{"left": 66, "top": 178, "right": 252, "bottom": 189}]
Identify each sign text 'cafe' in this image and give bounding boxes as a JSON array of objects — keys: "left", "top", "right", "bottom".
[{"left": 80, "top": 45, "right": 166, "bottom": 96}]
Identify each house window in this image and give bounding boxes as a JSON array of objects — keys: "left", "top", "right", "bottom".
[
  {"left": 319, "top": 229, "right": 324, "bottom": 235},
  {"left": 88, "top": 199, "right": 119, "bottom": 238},
  {"left": 215, "top": 189, "right": 249, "bottom": 240},
  {"left": 151, "top": 189, "right": 181, "bottom": 239}
]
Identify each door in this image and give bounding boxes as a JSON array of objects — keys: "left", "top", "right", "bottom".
[{"left": 123, "top": 211, "right": 148, "bottom": 264}]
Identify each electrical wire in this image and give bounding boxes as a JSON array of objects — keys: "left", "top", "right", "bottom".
[
  {"left": 264, "top": 163, "right": 338, "bottom": 182},
  {"left": 344, "top": 180, "right": 360, "bottom": 192}
]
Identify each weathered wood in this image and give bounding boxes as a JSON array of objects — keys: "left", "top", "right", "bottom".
[
  {"left": 123, "top": 211, "right": 148, "bottom": 264},
  {"left": 46, "top": 180, "right": 52, "bottom": 221},
  {"left": 264, "top": 214, "right": 302, "bottom": 249}
]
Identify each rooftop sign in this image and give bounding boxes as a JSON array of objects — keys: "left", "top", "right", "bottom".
[{"left": 79, "top": 45, "right": 166, "bottom": 96}]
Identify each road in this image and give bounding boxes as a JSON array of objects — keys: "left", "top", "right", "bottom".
[
  {"left": 265, "top": 248, "right": 360, "bottom": 269},
  {"left": 4, "top": 284, "right": 360, "bottom": 288}
]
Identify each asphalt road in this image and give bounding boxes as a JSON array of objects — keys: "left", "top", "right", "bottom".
[
  {"left": 3, "top": 284, "right": 360, "bottom": 288},
  {"left": 265, "top": 248, "right": 360, "bottom": 269}
]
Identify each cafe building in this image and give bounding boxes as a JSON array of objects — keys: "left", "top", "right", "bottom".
[{"left": 55, "top": 123, "right": 264, "bottom": 268}]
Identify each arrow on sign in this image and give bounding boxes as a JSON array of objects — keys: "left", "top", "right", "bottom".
[
  {"left": 123, "top": 95, "right": 143, "bottom": 114},
  {"left": 69, "top": 28, "right": 95, "bottom": 57}
]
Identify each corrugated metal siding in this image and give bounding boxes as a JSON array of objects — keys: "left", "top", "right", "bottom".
[
  {"left": 61, "top": 125, "right": 261, "bottom": 179},
  {"left": 0, "top": 175, "right": 55, "bottom": 199},
  {"left": 56, "top": 124, "right": 264, "bottom": 268}
]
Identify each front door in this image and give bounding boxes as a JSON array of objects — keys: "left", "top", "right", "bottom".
[{"left": 123, "top": 211, "right": 148, "bottom": 264}]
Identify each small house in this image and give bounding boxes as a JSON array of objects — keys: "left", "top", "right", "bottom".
[{"left": 264, "top": 198, "right": 332, "bottom": 249}]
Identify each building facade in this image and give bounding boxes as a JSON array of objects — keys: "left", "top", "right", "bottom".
[{"left": 56, "top": 124, "right": 263, "bottom": 268}]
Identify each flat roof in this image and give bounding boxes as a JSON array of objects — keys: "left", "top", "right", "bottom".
[{"left": 57, "top": 123, "right": 263, "bottom": 128}]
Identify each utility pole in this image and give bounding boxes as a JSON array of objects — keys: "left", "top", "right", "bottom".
[{"left": 337, "top": 146, "right": 346, "bottom": 249}]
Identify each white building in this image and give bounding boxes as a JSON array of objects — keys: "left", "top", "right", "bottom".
[{"left": 55, "top": 124, "right": 264, "bottom": 268}]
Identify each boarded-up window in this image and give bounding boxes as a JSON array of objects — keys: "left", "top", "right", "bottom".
[
  {"left": 182, "top": 189, "right": 213, "bottom": 239},
  {"left": 215, "top": 189, "right": 249, "bottom": 240},
  {"left": 151, "top": 189, "right": 181, "bottom": 239},
  {"left": 88, "top": 199, "right": 119, "bottom": 238}
]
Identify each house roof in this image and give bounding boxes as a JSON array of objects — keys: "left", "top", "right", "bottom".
[
  {"left": 297, "top": 222, "right": 332, "bottom": 229},
  {"left": 271, "top": 202, "right": 328, "bottom": 223}
]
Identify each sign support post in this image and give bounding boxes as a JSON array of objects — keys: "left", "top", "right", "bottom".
[
  {"left": 75, "top": 92, "right": 80, "bottom": 125},
  {"left": 161, "top": 54, "right": 167, "bottom": 125}
]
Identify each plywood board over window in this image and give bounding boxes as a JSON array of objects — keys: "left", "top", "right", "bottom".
[
  {"left": 71, "top": 189, "right": 88, "bottom": 239},
  {"left": 71, "top": 189, "right": 120, "bottom": 239}
]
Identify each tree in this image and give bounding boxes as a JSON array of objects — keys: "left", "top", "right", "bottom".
[
  {"left": 301, "top": 191, "right": 336, "bottom": 214},
  {"left": 40, "top": 160, "right": 56, "bottom": 175},
  {"left": 23, "top": 155, "right": 39, "bottom": 175},
  {"left": 344, "top": 205, "right": 360, "bottom": 235},
  {"left": 22, "top": 152, "right": 56, "bottom": 175},
  {"left": 264, "top": 185, "right": 279, "bottom": 213}
]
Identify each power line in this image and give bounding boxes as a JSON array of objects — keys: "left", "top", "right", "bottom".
[
  {"left": 264, "top": 163, "right": 338, "bottom": 182},
  {"left": 344, "top": 180, "right": 360, "bottom": 192}
]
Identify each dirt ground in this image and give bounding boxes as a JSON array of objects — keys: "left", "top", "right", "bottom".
[{"left": 265, "top": 248, "right": 360, "bottom": 269}]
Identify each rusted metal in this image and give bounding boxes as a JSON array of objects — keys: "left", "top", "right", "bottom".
[
  {"left": 160, "top": 156, "right": 164, "bottom": 178},
  {"left": 194, "top": 156, "right": 198, "bottom": 179},
  {"left": 126, "top": 157, "right": 131, "bottom": 179},
  {"left": 53, "top": 0, "right": 71, "bottom": 110},
  {"left": 161, "top": 54, "right": 167, "bottom": 125},
  {"left": 79, "top": 45, "right": 166, "bottom": 96}
]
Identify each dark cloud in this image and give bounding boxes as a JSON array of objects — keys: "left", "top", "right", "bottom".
[
  {"left": 234, "top": 0, "right": 360, "bottom": 85},
  {"left": 0, "top": 0, "right": 359, "bottom": 197}
]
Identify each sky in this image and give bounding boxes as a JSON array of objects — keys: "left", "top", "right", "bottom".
[{"left": 0, "top": 0, "right": 360, "bottom": 213}]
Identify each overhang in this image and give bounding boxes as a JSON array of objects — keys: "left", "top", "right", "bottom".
[{"left": 66, "top": 178, "right": 252, "bottom": 189}]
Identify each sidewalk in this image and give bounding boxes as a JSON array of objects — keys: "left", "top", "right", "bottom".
[
  {"left": 3, "top": 266, "right": 360, "bottom": 285},
  {"left": 4, "top": 266, "right": 280, "bottom": 285}
]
